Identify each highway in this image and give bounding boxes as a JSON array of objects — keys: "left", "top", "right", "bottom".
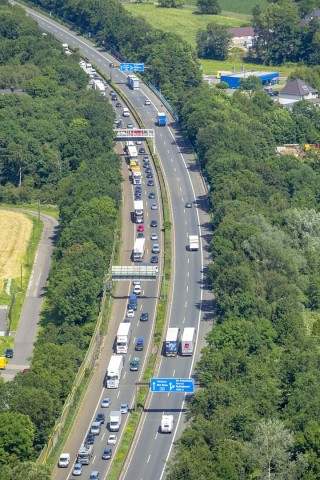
[{"left": 11, "top": 4, "right": 213, "bottom": 478}]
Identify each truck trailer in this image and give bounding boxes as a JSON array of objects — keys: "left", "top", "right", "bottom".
[
  {"left": 131, "top": 166, "right": 142, "bottom": 185},
  {"left": 132, "top": 238, "right": 145, "bottom": 262},
  {"left": 157, "top": 112, "right": 167, "bottom": 126},
  {"left": 134, "top": 200, "right": 144, "bottom": 223},
  {"left": 180, "top": 327, "right": 196, "bottom": 356},
  {"left": 104, "top": 355, "right": 125, "bottom": 388},
  {"left": 128, "top": 75, "right": 140, "bottom": 90},
  {"left": 160, "top": 414, "right": 174, "bottom": 433},
  {"left": 188, "top": 235, "right": 199, "bottom": 251},
  {"left": 116, "top": 322, "right": 131, "bottom": 353},
  {"left": 164, "top": 327, "right": 180, "bottom": 357}
]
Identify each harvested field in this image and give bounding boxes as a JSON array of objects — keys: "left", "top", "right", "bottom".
[{"left": 0, "top": 211, "right": 32, "bottom": 288}]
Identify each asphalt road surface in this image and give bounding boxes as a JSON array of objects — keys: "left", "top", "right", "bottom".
[
  {"left": 1, "top": 210, "right": 59, "bottom": 381},
  {"left": 10, "top": 4, "right": 214, "bottom": 478}
]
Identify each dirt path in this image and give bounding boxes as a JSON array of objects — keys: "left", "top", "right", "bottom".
[{"left": 0, "top": 210, "right": 32, "bottom": 288}]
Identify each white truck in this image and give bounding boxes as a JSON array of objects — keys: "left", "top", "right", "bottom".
[
  {"left": 104, "top": 355, "right": 125, "bottom": 388},
  {"left": 134, "top": 200, "right": 144, "bottom": 223},
  {"left": 188, "top": 235, "right": 199, "bottom": 251},
  {"left": 77, "top": 444, "right": 93, "bottom": 465},
  {"left": 116, "top": 322, "right": 131, "bottom": 353},
  {"left": 132, "top": 238, "right": 145, "bottom": 262},
  {"left": 123, "top": 107, "right": 130, "bottom": 117},
  {"left": 109, "top": 411, "right": 121, "bottom": 431},
  {"left": 180, "top": 327, "right": 196, "bottom": 356},
  {"left": 93, "top": 79, "right": 106, "bottom": 95},
  {"left": 127, "top": 145, "right": 138, "bottom": 160},
  {"left": 127, "top": 74, "right": 140, "bottom": 90},
  {"left": 160, "top": 414, "right": 174, "bottom": 433}
]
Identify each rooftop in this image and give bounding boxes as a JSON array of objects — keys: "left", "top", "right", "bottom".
[
  {"left": 280, "top": 78, "right": 317, "bottom": 96},
  {"left": 228, "top": 27, "right": 255, "bottom": 37}
]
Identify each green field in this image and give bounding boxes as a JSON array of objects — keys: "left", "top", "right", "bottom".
[
  {"left": 183, "top": 0, "right": 268, "bottom": 15},
  {"left": 124, "top": 4, "right": 248, "bottom": 48}
]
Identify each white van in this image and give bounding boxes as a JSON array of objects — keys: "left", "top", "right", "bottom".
[
  {"left": 123, "top": 107, "right": 130, "bottom": 117},
  {"left": 58, "top": 453, "right": 70, "bottom": 467}
]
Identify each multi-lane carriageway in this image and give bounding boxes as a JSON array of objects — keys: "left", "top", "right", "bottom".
[{"left": 12, "top": 3, "right": 214, "bottom": 479}]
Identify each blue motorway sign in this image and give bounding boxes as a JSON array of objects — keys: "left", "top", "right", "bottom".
[
  {"left": 120, "top": 63, "right": 145, "bottom": 72},
  {"left": 150, "top": 378, "right": 194, "bottom": 393}
]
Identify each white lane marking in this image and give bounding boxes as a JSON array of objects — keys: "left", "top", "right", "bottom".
[
  {"left": 173, "top": 369, "right": 175, "bottom": 376},
  {"left": 92, "top": 455, "right": 96, "bottom": 463},
  {"left": 183, "top": 317, "right": 185, "bottom": 324},
  {"left": 185, "top": 301, "right": 187, "bottom": 308},
  {"left": 147, "top": 454, "right": 151, "bottom": 463},
  {"left": 186, "top": 286, "right": 188, "bottom": 292},
  {"left": 117, "top": 391, "right": 120, "bottom": 398},
  {"left": 123, "top": 372, "right": 127, "bottom": 379},
  {"left": 102, "top": 432, "right": 105, "bottom": 440},
  {"left": 187, "top": 271, "right": 189, "bottom": 277},
  {"left": 155, "top": 432, "right": 158, "bottom": 440}
]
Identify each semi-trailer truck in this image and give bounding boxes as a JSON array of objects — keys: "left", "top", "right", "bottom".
[
  {"left": 116, "top": 322, "right": 131, "bottom": 353},
  {"left": 132, "top": 238, "right": 145, "bottom": 262},
  {"left": 157, "top": 112, "right": 166, "bottom": 126},
  {"left": 180, "top": 327, "right": 196, "bottom": 356},
  {"left": 104, "top": 355, "right": 125, "bottom": 388},
  {"left": 188, "top": 235, "right": 199, "bottom": 251},
  {"left": 164, "top": 327, "right": 180, "bottom": 357}
]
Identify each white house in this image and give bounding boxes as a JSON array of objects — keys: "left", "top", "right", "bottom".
[{"left": 228, "top": 27, "right": 255, "bottom": 48}]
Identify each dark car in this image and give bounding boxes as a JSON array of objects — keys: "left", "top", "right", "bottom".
[
  {"left": 185, "top": 202, "right": 192, "bottom": 208},
  {"left": 130, "top": 357, "right": 140, "bottom": 371},
  {"left": 135, "top": 194, "right": 142, "bottom": 200},
  {"left": 96, "top": 413, "right": 105, "bottom": 424},
  {"left": 4, "top": 349, "right": 13, "bottom": 358},
  {"left": 148, "top": 192, "right": 156, "bottom": 199},
  {"left": 146, "top": 173, "right": 153, "bottom": 179},
  {"left": 139, "top": 147, "right": 146, "bottom": 154},
  {"left": 137, "top": 232, "right": 144, "bottom": 239},
  {"left": 140, "top": 312, "right": 149, "bottom": 322},
  {"left": 143, "top": 156, "right": 149, "bottom": 162},
  {"left": 115, "top": 102, "right": 122, "bottom": 108},
  {"left": 151, "top": 255, "right": 158, "bottom": 264},
  {"left": 86, "top": 433, "right": 95, "bottom": 446},
  {"left": 147, "top": 180, "right": 154, "bottom": 187},
  {"left": 150, "top": 220, "right": 157, "bottom": 227},
  {"left": 102, "top": 448, "right": 112, "bottom": 460},
  {"left": 135, "top": 338, "right": 144, "bottom": 351}
]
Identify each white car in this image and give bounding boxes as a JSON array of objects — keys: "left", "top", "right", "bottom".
[
  {"left": 152, "top": 243, "right": 160, "bottom": 254},
  {"left": 133, "top": 285, "right": 142, "bottom": 295},
  {"left": 145, "top": 99, "right": 151, "bottom": 105},
  {"left": 108, "top": 434, "right": 117, "bottom": 445},
  {"left": 120, "top": 403, "right": 129, "bottom": 414},
  {"left": 151, "top": 203, "right": 158, "bottom": 210},
  {"left": 136, "top": 140, "right": 142, "bottom": 145},
  {"left": 58, "top": 453, "right": 70, "bottom": 468},
  {"left": 127, "top": 308, "right": 135, "bottom": 318},
  {"left": 72, "top": 463, "right": 82, "bottom": 476},
  {"left": 133, "top": 280, "right": 141, "bottom": 286},
  {"left": 101, "top": 397, "right": 110, "bottom": 408},
  {"left": 151, "top": 233, "right": 158, "bottom": 241}
]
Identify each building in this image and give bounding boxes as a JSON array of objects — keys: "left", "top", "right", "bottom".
[
  {"left": 300, "top": 9, "right": 320, "bottom": 26},
  {"left": 278, "top": 78, "right": 318, "bottom": 108},
  {"left": 220, "top": 70, "right": 279, "bottom": 89},
  {"left": 228, "top": 27, "right": 255, "bottom": 48}
]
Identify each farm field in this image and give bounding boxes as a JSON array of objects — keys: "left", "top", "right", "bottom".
[
  {"left": 124, "top": 4, "right": 247, "bottom": 48},
  {"left": 0, "top": 210, "right": 32, "bottom": 289},
  {"left": 183, "top": 0, "right": 268, "bottom": 15}
]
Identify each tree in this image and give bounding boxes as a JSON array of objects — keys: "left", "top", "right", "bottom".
[
  {"left": 197, "top": 0, "right": 221, "bottom": 15},
  {"left": 247, "top": 419, "right": 308, "bottom": 479},
  {"left": 239, "top": 75, "right": 263, "bottom": 92},
  {"left": 158, "top": 0, "right": 185, "bottom": 7},
  {"left": 196, "top": 23, "right": 231, "bottom": 60},
  {"left": 0, "top": 412, "right": 35, "bottom": 465}
]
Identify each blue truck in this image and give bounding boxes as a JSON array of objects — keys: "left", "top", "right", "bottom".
[
  {"left": 157, "top": 112, "right": 166, "bottom": 126},
  {"left": 128, "top": 293, "right": 137, "bottom": 310}
]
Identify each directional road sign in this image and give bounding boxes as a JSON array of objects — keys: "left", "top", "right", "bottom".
[
  {"left": 120, "top": 63, "right": 145, "bottom": 72},
  {"left": 150, "top": 378, "right": 194, "bottom": 393}
]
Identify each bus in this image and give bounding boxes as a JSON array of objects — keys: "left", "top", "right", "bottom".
[
  {"left": 104, "top": 355, "right": 125, "bottom": 388},
  {"left": 165, "top": 327, "right": 180, "bottom": 357}
]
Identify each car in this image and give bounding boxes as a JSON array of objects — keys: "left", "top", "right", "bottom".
[
  {"left": 137, "top": 224, "right": 144, "bottom": 232},
  {"left": 135, "top": 195, "right": 142, "bottom": 201},
  {"left": 111, "top": 95, "right": 118, "bottom": 101},
  {"left": 96, "top": 412, "right": 105, "bottom": 424},
  {"left": 137, "top": 232, "right": 144, "bottom": 239},
  {"left": 136, "top": 140, "right": 142, "bottom": 145},
  {"left": 72, "top": 463, "right": 82, "bottom": 476},
  {"left": 136, "top": 217, "right": 143, "bottom": 225},
  {"left": 127, "top": 308, "right": 135, "bottom": 318},
  {"left": 133, "top": 280, "right": 141, "bottom": 286},
  {"left": 152, "top": 243, "right": 160, "bottom": 254},
  {"left": 120, "top": 403, "right": 129, "bottom": 414},
  {"left": 145, "top": 99, "right": 151, "bottom": 105},
  {"left": 143, "top": 156, "right": 149, "bottom": 162},
  {"left": 151, "top": 255, "right": 159, "bottom": 263},
  {"left": 89, "top": 472, "right": 100, "bottom": 480},
  {"left": 151, "top": 233, "right": 158, "bottom": 241},
  {"left": 115, "top": 102, "right": 122, "bottom": 108},
  {"left": 107, "top": 434, "right": 117, "bottom": 445},
  {"left": 90, "top": 422, "right": 101, "bottom": 435},
  {"left": 4, "top": 349, "right": 13, "bottom": 358},
  {"left": 151, "top": 203, "right": 157, "bottom": 210},
  {"left": 139, "top": 147, "right": 146, "bottom": 154},
  {"left": 140, "top": 312, "right": 149, "bottom": 322},
  {"left": 133, "top": 284, "right": 142, "bottom": 295},
  {"left": 146, "top": 172, "right": 153, "bottom": 179},
  {"left": 150, "top": 220, "right": 157, "bottom": 227},
  {"left": 101, "top": 398, "right": 110, "bottom": 408},
  {"left": 102, "top": 447, "right": 112, "bottom": 460},
  {"left": 130, "top": 357, "right": 140, "bottom": 371},
  {"left": 123, "top": 317, "right": 131, "bottom": 323},
  {"left": 58, "top": 453, "right": 70, "bottom": 468},
  {"left": 147, "top": 180, "right": 154, "bottom": 187},
  {"left": 127, "top": 123, "right": 133, "bottom": 128},
  {"left": 145, "top": 167, "right": 152, "bottom": 173},
  {"left": 135, "top": 338, "right": 144, "bottom": 351},
  {"left": 185, "top": 202, "right": 193, "bottom": 208},
  {"left": 85, "top": 433, "right": 95, "bottom": 446},
  {"left": 149, "top": 192, "right": 156, "bottom": 199}
]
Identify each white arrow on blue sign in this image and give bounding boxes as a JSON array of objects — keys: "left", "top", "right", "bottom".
[
  {"left": 120, "top": 63, "right": 145, "bottom": 72},
  {"left": 150, "top": 378, "right": 194, "bottom": 393}
]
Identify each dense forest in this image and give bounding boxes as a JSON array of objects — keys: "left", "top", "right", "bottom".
[
  {"left": 1, "top": 0, "right": 320, "bottom": 478},
  {"left": 0, "top": 3, "right": 121, "bottom": 478}
]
